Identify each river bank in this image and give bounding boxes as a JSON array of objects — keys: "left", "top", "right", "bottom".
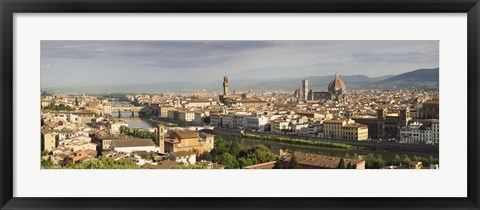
[
  {"left": 215, "top": 130, "right": 438, "bottom": 162},
  {"left": 243, "top": 133, "right": 361, "bottom": 150}
]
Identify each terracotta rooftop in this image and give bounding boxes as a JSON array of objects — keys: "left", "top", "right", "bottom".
[
  {"left": 171, "top": 130, "right": 198, "bottom": 139},
  {"left": 423, "top": 100, "right": 439, "bottom": 105},
  {"left": 343, "top": 124, "right": 368, "bottom": 128},
  {"left": 243, "top": 161, "right": 276, "bottom": 169},
  {"left": 283, "top": 152, "right": 364, "bottom": 169},
  {"left": 112, "top": 139, "right": 155, "bottom": 148}
]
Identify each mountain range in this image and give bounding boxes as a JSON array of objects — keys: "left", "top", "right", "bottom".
[{"left": 44, "top": 67, "right": 439, "bottom": 93}]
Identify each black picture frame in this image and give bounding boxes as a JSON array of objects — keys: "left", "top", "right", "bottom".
[{"left": 1, "top": 0, "right": 479, "bottom": 209}]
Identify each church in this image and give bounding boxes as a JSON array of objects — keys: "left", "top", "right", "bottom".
[{"left": 295, "top": 73, "right": 347, "bottom": 101}]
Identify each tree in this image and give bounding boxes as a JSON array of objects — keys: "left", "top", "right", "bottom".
[
  {"left": 344, "top": 153, "right": 351, "bottom": 159},
  {"left": 273, "top": 158, "right": 283, "bottom": 169},
  {"left": 209, "top": 136, "right": 230, "bottom": 161},
  {"left": 247, "top": 145, "right": 277, "bottom": 165},
  {"left": 41, "top": 150, "right": 49, "bottom": 157},
  {"left": 288, "top": 154, "right": 298, "bottom": 169},
  {"left": 63, "top": 157, "right": 139, "bottom": 169},
  {"left": 203, "top": 116, "right": 211, "bottom": 125},
  {"left": 401, "top": 154, "right": 412, "bottom": 166},
  {"left": 392, "top": 154, "right": 401, "bottom": 166},
  {"left": 237, "top": 157, "right": 254, "bottom": 169},
  {"left": 337, "top": 158, "right": 346, "bottom": 169},
  {"left": 199, "top": 151, "right": 213, "bottom": 162},
  {"left": 228, "top": 139, "right": 244, "bottom": 157},
  {"left": 41, "top": 156, "right": 53, "bottom": 169},
  {"left": 374, "top": 155, "right": 386, "bottom": 169},
  {"left": 219, "top": 153, "right": 237, "bottom": 169},
  {"left": 364, "top": 153, "right": 386, "bottom": 169}
]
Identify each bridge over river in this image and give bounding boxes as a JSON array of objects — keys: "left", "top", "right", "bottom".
[{"left": 110, "top": 106, "right": 143, "bottom": 112}]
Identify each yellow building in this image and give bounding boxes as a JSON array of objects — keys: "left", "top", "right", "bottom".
[
  {"left": 323, "top": 119, "right": 368, "bottom": 141},
  {"left": 178, "top": 111, "right": 195, "bottom": 122},
  {"left": 41, "top": 130, "right": 58, "bottom": 152},
  {"left": 342, "top": 124, "right": 369, "bottom": 141},
  {"left": 323, "top": 120, "right": 347, "bottom": 139},
  {"left": 103, "top": 104, "right": 112, "bottom": 115},
  {"left": 159, "top": 105, "right": 174, "bottom": 118},
  {"left": 164, "top": 130, "right": 214, "bottom": 155}
]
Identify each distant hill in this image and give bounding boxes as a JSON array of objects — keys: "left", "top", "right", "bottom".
[
  {"left": 232, "top": 68, "right": 438, "bottom": 91},
  {"left": 43, "top": 68, "right": 438, "bottom": 93},
  {"left": 360, "top": 68, "right": 439, "bottom": 90}
]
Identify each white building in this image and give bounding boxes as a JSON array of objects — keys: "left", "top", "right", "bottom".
[
  {"left": 292, "top": 123, "right": 309, "bottom": 135},
  {"left": 244, "top": 116, "right": 269, "bottom": 131},
  {"left": 103, "top": 104, "right": 112, "bottom": 115},
  {"left": 194, "top": 112, "right": 204, "bottom": 125},
  {"left": 432, "top": 120, "right": 439, "bottom": 144},
  {"left": 221, "top": 115, "right": 234, "bottom": 129},
  {"left": 170, "top": 151, "right": 196, "bottom": 165},
  {"left": 61, "top": 135, "right": 92, "bottom": 145},
  {"left": 55, "top": 113, "right": 80, "bottom": 123},
  {"left": 107, "top": 121, "right": 128, "bottom": 134},
  {"left": 178, "top": 111, "right": 195, "bottom": 122},
  {"left": 400, "top": 122, "right": 433, "bottom": 144},
  {"left": 209, "top": 114, "right": 222, "bottom": 127},
  {"left": 110, "top": 139, "right": 156, "bottom": 153},
  {"left": 271, "top": 120, "right": 290, "bottom": 133}
]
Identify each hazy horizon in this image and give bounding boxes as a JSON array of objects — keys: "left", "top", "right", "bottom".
[{"left": 41, "top": 40, "right": 439, "bottom": 91}]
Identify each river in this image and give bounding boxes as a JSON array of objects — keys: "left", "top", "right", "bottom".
[{"left": 110, "top": 111, "right": 154, "bottom": 129}]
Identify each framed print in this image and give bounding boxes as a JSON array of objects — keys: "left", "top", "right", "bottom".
[{"left": 1, "top": 0, "right": 479, "bottom": 209}]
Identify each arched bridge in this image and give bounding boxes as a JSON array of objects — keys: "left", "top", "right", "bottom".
[{"left": 110, "top": 106, "right": 144, "bottom": 112}]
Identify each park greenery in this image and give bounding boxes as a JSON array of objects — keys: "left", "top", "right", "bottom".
[
  {"left": 243, "top": 133, "right": 355, "bottom": 150},
  {"left": 43, "top": 103, "right": 74, "bottom": 111},
  {"left": 41, "top": 156, "right": 140, "bottom": 169},
  {"left": 138, "top": 152, "right": 157, "bottom": 162},
  {"left": 119, "top": 125, "right": 157, "bottom": 142},
  {"left": 342, "top": 152, "right": 439, "bottom": 169},
  {"left": 200, "top": 136, "right": 278, "bottom": 169}
]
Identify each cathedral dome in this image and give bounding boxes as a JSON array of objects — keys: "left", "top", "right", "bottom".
[{"left": 328, "top": 73, "right": 346, "bottom": 92}]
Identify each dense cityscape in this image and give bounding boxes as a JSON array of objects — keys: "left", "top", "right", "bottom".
[{"left": 41, "top": 70, "right": 440, "bottom": 169}]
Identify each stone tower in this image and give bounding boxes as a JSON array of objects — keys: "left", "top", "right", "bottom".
[
  {"left": 399, "top": 107, "right": 410, "bottom": 126},
  {"left": 302, "top": 79, "right": 308, "bottom": 101},
  {"left": 223, "top": 76, "right": 229, "bottom": 95},
  {"left": 377, "top": 108, "right": 388, "bottom": 120},
  {"left": 157, "top": 124, "right": 165, "bottom": 153}
]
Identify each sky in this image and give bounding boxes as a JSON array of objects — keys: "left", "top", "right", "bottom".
[{"left": 41, "top": 40, "right": 439, "bottom": 89}]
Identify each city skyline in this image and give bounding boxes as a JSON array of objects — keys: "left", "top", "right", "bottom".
[
  {"left": 41, "top": 41, "right": 439, "bottom": 169},
  {"left": 41, "top": 40, "right": 439, "bottom": 90}
]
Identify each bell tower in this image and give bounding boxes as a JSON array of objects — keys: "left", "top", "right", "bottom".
[
  {"left": 223, "top": 76, "right": 229, "bottom": 95},
  {"left": 157, "top": 124, "right": 165, "bottom": 153}
]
